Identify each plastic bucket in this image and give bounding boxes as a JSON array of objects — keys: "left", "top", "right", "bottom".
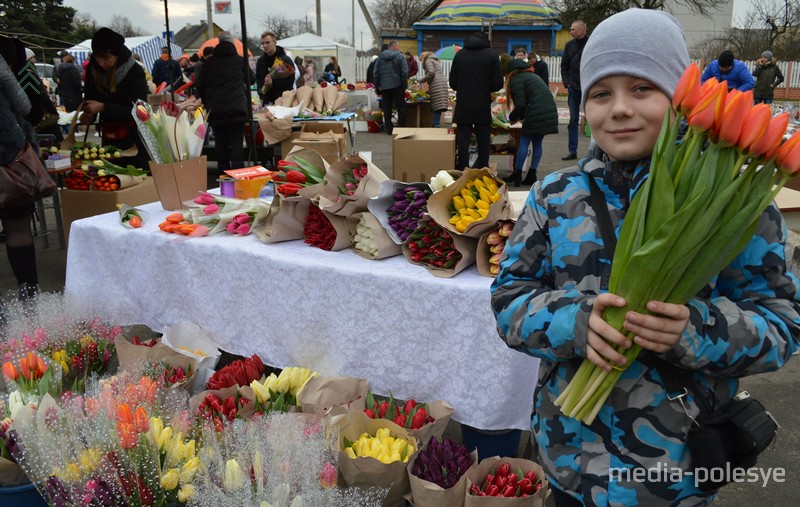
[
  {"left": 0, "top": 482, "right": 49, "bottom": 506},
  {"left": 460, "top": 424, "right": 522, "bottom": 459},
  {"left": 234, "top": 177, "right": 269, "bottom": 200}
]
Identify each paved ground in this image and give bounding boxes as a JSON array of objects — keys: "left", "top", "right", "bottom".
[{"left": 1, "top": 103, "right": 797, "bottom": 505}]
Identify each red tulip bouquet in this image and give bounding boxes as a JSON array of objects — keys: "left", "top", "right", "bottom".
[{"left": 556, "top": 63, "right": 800, "bottom": 423}]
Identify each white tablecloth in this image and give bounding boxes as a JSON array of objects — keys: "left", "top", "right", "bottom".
[{"left": 65, "top": 201, "right": 539, "bottom": 430}]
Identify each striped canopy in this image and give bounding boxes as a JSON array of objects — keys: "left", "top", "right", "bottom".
[
  {"left": 66, "top": 35, "right": 183, "bottom": 73},
  {"left": 426, "top": 0, "right": 557, "bottom": 23}
]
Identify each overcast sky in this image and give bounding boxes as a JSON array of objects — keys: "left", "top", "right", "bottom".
[
  {"left": 64, "top": 0, "right": 377, "bottom": 50},
  {"left": 63, "top": 0, "right": 754, "bottom": 51}
]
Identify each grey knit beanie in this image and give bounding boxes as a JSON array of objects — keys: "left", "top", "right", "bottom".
[{"left": 580, "top": 8, "right": 689, "bottom": 109}]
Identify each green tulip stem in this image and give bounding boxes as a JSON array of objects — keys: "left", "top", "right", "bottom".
[{"left": 672, "top": 131, "right": 703, "bottom": 186}]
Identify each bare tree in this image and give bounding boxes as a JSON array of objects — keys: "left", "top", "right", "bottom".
[
  {"left": 369, "top": 0, "right": 430, "bottom": 30},
  {"left": 548, "top": 0, "right": 727, "bottom": 30},
  {"left": 709, "top": 0, "right": 800, "bottom": 60},
  {"left": 109, "top": 14, "right": 142, "bottom": 37},
  {"left": 262, "top": 14, "right": 309, "bottom": 40}
]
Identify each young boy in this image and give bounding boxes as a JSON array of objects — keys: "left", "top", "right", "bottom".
[{"left": 490, "top": 9, "right": 800, "bottom": 507}]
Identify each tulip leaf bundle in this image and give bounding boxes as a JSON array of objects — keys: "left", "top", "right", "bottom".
[
  {"left": 304, "top": 205, "right": 337, "bottom": 250},
  {"left": 411, "top": 437, "right": 473, "bottom": 489},
  {"left": 274, "top": 156, "right": 325, "bottom": 197},
  {"left": 343, "top": 427, "right": 417, "bottom": 464},
  {"left": 485, "top": 221, "right": 514, "bottom": 276},
  {"left": 206, "top": 354, "right": 266, "bottom": 390},
  {"left": 468, "top": 463, "right": 542, "bottom": 498},
  {"left": 406, "top": 220, "right": 462, "bottom": 270},
  {"left": 386, "top": 185, "right": 432, "bottom": 242},
  {"left": 448, "top": 175, "right": 502, "bottom": 233},
  {"left": 338, "top": 161, "right": 370, "bottom": 196},
  {"left": 556, "top": 63, "right": 800, "bottom": 424},
  {"left": 364, "top": 390, "right": 435, "bottom": 430}
]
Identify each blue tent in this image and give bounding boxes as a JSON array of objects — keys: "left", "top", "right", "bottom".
[{"left": 66, "top": 35, "right": 183, "bottom": 73}]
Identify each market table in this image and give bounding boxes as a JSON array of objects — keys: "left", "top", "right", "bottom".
[{"left": 64, "top": 200, "right": 540, "bottom": 431}]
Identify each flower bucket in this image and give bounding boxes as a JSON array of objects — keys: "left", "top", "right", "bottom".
[
  {"left": 0, "top": 482, "right": 48, "bottom": 506},
  {"left": 217, "top": 177, "right": 236, "bottom": 197},
  {"left": 234, "top": 177, "right": 269, "bottom": 200},
  {"left": 367, "top": 120, "right": 382, "bottom": 133}
]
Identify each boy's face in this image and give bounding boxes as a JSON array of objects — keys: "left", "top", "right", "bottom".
[{"left": 585, "top": 75, "right": 671, "bottom": 162}]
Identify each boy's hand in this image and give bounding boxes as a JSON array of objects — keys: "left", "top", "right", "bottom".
[
  {"left": 623, "top": 301, "right": 690, "bottom": 353},
  {"left": 587, "top": 294, "right": 632, "bottom": 371}
]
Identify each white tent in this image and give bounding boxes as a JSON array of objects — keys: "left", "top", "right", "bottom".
[
  {"left": 66, "top": 35, "right": 183, "bottom": 74},
  {"left": 277, "top": 33, "right": 356, "bottom": 85}
]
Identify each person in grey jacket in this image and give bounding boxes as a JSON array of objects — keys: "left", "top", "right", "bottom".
[
  {"left": 448, "top": 31, "right": 503, "bottom": 170},
  {"left": 418, "top": 51, "right": 448, "bottom": 127},
  {"left": 373, "top": 40, "right": 408, "bottom": 135},
  {"left": 752, "top": 50, "right": 784, "bottom": 104}
]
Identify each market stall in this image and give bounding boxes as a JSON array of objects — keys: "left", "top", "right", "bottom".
[
  {"left": 63, "top": 199, "right": 540, "bottom": 431},
  {"left": 66, "top": 35, "right": 183, "bottom": 73},
  {"left": 278, "top": 33, "right": 356, "bottom": 85}
]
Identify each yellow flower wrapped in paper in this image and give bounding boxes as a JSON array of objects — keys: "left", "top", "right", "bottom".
[{"left": 224, "top": 458, "right": 245, "bottom": 491}]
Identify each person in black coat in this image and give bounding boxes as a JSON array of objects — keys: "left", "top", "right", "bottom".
[
  {"left": 195, "top": 31, "right": 249, "bottom": 172},
  {"left": 256, "top": 31, "right": 295, "bottom": 105},
  {"left": 560, "top": 19, "right": 588, "bottom": 160},
  {"left": 151, "top": 46, "right": 181, "bottom": 88},
  {"left": 81, "top": 27, "right": 149, "bottom": 169},
  {"left": 56, "top": 53, "right": 83, "bottom": 112},
  {"left": 448, "top": 31, "right": 503, "bottom": 170},
  {"left": 532, "top": 53, "right": 549, "bottom": 86}
]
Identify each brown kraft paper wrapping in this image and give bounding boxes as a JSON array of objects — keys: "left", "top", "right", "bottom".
[
  {"left": 312, "top": 85, "right": 325, "bottom": 112},
  {"left": 322, "top": 85, "right": 339, "bottom": 111},
  {"left": 333, "top": 91, "right": 348, "bottom": 113},
  {"left": 426, "top": 168, "right": 514, "bottom": 238},
  {"left": 464, "top": 456, "right": 550, "bottom": 507},
  {"left": 332, "top": 410, "right": 418, "bottom": 507},
  {"left": 253, "top": 184, "right": 324, "bottom": 244},
  {"left": 115, "top": 335, "right": 200, "bottom": 375},
  {"left": 347, "top": 212, "right": 403, "bottom": 260},
  {"left": 402, "top": 215, "right": 478, "bottom": 278},
  {"left": 294, "top": 85, "right": 313, "bottom": 108},
  {"left": 406, "top": 449, "right": 478, "bottom": 507},
  {"left": 320, "top": 208, "right": 355, "bottom": 251},
  {"left": 0, "top": 458, "right": 28, "bottom": 487},
  {"left": 406, "top": 400, "right": 454, "bottom": 448},
  {"left": 256, "top": 114, "right": 293, "bottom": 145},
  {"left": 297, "top": 375, "right": 369, "bottom": 418},
  {"left": 475, "top": 219, "right": 515, "bottom": 278},
  {"left": 318, "top": 154, "right": 388, "bottom": 216}
]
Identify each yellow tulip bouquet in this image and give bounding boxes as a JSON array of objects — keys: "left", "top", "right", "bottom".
[{"left": 556, "top": 63, "right": 800, "bottom": 424}]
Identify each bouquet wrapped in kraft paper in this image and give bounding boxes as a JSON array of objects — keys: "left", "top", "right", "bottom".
[
  {"left": 464, "top": 457, "right": 549, "bottom": 507},
  {"left": 188, "top": 385, "right": 257, "bottom": 422},
  {"left": 294, "top": 84, "right": 313, "bottom": 109},
  {"left": 427, "top": 168, "right": 514, "bottom": 238},
  {"left": 323, "top": 85, "right": 339, "bottom": 112},
  {"left": 406, "top": 400, "right": 454, "bottom": 448},
  {"left": 256, "top": 112, "right": 293, "bottom": 146},
  {"left": 253, "top": 185, "right": 324, "bottom": 243},
  {"left": 114, "top": 334, "right": 201, "bottom": 393},
  {"left": 275, "top": 89, "right": 296, "bottom": 107},
  {"left": 332, "top": 410, "right": 418, "bottom": 507},
  {"left": 368, "top": 180, "right": 433, "bottom": 245},
  {"left": 312, "top": 85, "right": 325, "bottom": 112},
  {"left": 407, "top": 447, "right": 478, "bottom": 507},
  {"left": 0, "top": 457, "right": 27, "bottom": 487},
  {"left": 402, "top": 215, "right": 478, "bottom": 278},
  {"left": 318, "top": 154, "right": 388, "bottom": 216},
  {"left": 475, "top": 220, "right": 516, "bottom": 277},
  {"left": 297, "top": 375, "right": 370, "bottom": 418},
  {"left": 347, "top": 212, "right": 403, "bottom": 260},
  {"left": 161, "top": 321, "right": 221, "bottom": 394},
  {"left": 303, "top": 204, "right": 354, "bottom": 251}
]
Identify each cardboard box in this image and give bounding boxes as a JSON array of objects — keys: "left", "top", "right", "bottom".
[
  {"left": 45, "top": 157, "right": 72, "bottom": 170},
  {"left": 293, "top": 121, "right": 349, "bottom": 164},
  {"left": 61, "top": 177, "right": 159, "bottom": 242},
  {"left": 278, "top": 131, "right": 302, "bottom": 159},
  {"left": 149, "top": 156, "right": 208, "bottom": 210},
  {"left": 392, "top": 128, "right": 455, "bottom": 183}
]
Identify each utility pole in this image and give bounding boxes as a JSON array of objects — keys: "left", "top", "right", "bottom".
[
  {"left": 316, "top": 0, "right": 321, "bottom": 36},
  {"left": 352, "top": 0, "right": 355, "bottom": 47},
  {"left": 206, "top": 0, "right": 213, "bottom": 39},
  {"left": 356, "top": 0, "right": 380, "bottom": 46}
]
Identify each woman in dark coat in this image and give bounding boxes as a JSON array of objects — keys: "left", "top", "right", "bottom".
[
  {"left": 56, "top": 53, "right": 83, "bottom": 112},
  {"left": 418, "top": 52, "right": 449, "bottom": 127},
  {"left": 81, "top": 27, "right": 149, "bottom": 169},
  {"left": 502, "top": 58, "right": 558, "bottom": 187},
  {"left": 195, "top": 31, "right": 249, "bottom": 172}
]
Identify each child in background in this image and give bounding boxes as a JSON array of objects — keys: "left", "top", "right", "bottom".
[{"left": 491, "top": 9, "right": 800, "bottom": 506}]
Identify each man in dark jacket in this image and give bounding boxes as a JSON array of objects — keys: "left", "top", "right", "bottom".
[
  {"left": 374, "top": 41, "right": 408, "bottom": 135},
  {"left": 752, "top": 50, "right": 784, "bottom": 104},
  {"left": 256, "top": 31, "right": 295, "bottom": 105},
  {"left": 532, "top": 53, "right": 549, "bottom": 86},
  {"left": 151, "top": 46, "right": 180, "bottom": 88},
  {"left": 560, "top": 19, "right": 588, "bottom": 160},
  {"left": 196, "top": 31, "right": 249, "bottom": 172},
  {"left": 448, "top": 31, "right": 503, "bottom": 170}
]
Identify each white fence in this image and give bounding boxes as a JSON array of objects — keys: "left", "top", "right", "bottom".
[{"left": 354, "top": 55, "right": 800, "bottom": 90}]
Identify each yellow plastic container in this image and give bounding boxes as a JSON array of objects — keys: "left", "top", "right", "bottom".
[{"left": 234, "top": 177, "right": 269, "bottom": 199}]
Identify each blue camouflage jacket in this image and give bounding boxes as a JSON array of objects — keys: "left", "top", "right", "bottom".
[{"left": 490, "top": 153, "right": 800, "bottom": 506}]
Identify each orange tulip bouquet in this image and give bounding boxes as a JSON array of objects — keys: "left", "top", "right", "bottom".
[{"left": 556, "top": 63, "right": 800, "bottom": 424}]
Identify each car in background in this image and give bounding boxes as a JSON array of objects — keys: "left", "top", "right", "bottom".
[{"left": 34, "top": 62, "right": 57, "bottom": 95}]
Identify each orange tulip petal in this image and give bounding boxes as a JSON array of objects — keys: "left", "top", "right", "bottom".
[
  {"left": 777, "top": 130, "right": 800, "bottom": 176},
  {"left": 718, "top": 90, "right": 751, "bottom": 146},
  {"left": 117, "top": 403, "right": 134, "bottom": 424},
  {"left": 673, "top": 63, "right": 701, "bottom": 113},
  {"left": 739, "top": 104, "right": 773, "bottom": 154}
]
